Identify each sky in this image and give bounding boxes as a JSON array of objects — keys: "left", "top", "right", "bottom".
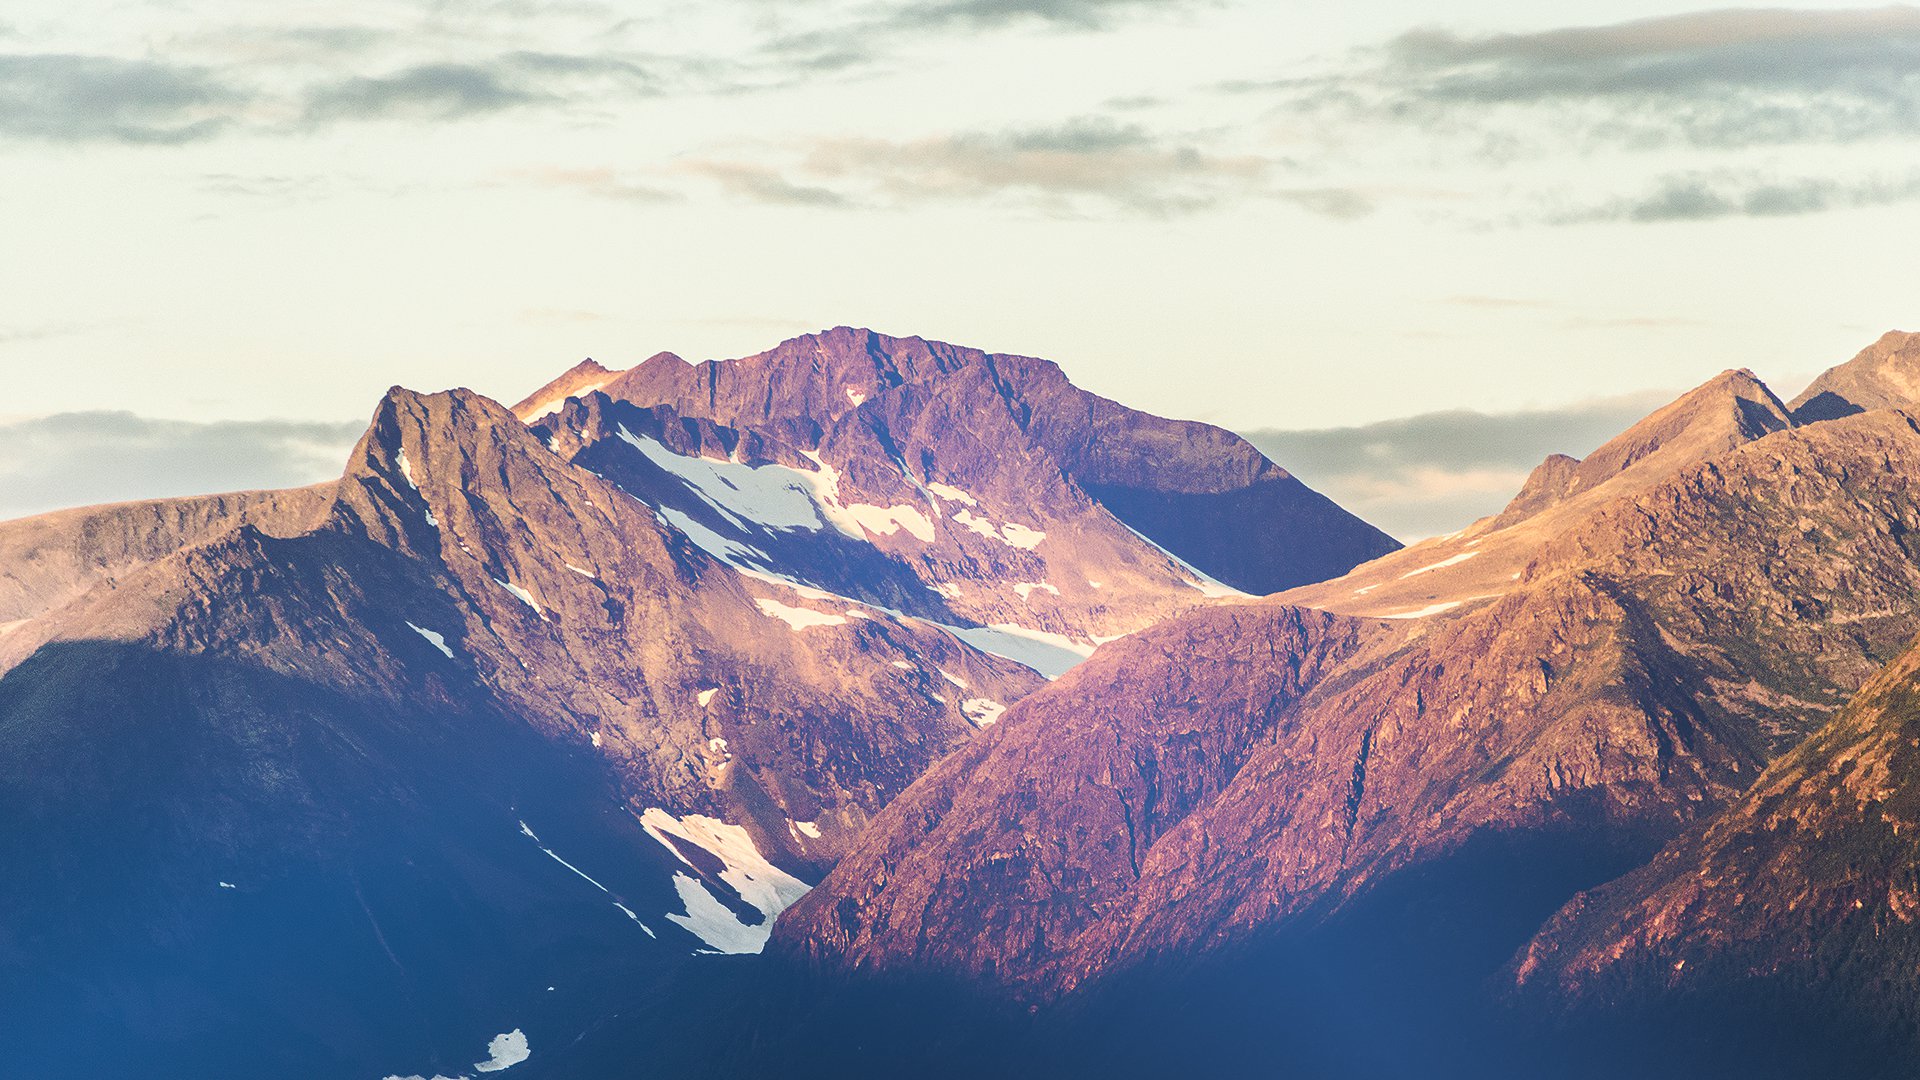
[{"left": 2, "top": 1, "right": 1917, "bottom": 535}]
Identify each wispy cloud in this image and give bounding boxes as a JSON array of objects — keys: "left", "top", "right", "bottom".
[
  {"left": 301, "top": 52, "right": 657, "bottom": 123},
  {"left": 680, "top": 160, "right": 853, "bottom": 207},
  {"left": 0, "top": 413, "right": 362, "bottom": 522},
  {"left": 1222, "top": 6, "right": 1920, "bottom": 224},
  {"left": 683, "top": 117, "right": 1288, "bottom": 216},
  {"left": 0, "top": 54, "right": 245, "bottom": 144},
  {"left": 886, "top": 0, "right": 1207, "bottom": 31},
  {"left": 1554, "top": 169, "right": 1920, "bottom": 222},
  {"left": 1285, "top": 6, "right": 1920, "bottom": 152},
  {"left": 509, "top": 166, "right": 681, "bottom": 203}
]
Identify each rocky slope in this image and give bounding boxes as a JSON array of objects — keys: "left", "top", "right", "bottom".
[
  {"left": 0, "top": 327, "right": 1388, "bottom": 1078},
  {"left": 1280, "top": 368, "right": 1795, "bottom": 619},
  {"left": 553, "top": 326, "right": 1400, "bottom": 599},
  {"left": 1510, "top": 595, "right": 1920, "bottom": 1075},
  {"left": 1788, "top": 328, "right": 1920, "bottom": 422},
  {"left": 0, "top": 385, "right": 1046, "bottom": 1078},
  {"left": 771, "top": 339, "right": 1920, "bottom": 1074},
  {"left": 0, "top": 486, "right": 333, "bottom": 669}
]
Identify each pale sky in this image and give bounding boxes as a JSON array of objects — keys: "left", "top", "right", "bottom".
[{"left": 2, "top": 1, "right": 1917, "bottom": 531}]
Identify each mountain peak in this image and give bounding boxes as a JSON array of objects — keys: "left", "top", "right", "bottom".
[
  {"left": 1789, "top": 328, "right": 1920, "bottom": 423},
  {"left": 1495, "top": 367, "right": 1789, "bottom": 527},
  {"left": 513, "top": 358, "right": 623, "bottom": 422}
]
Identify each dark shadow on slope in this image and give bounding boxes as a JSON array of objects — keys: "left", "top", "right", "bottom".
[
  {"left": 1086, "top": 475, "right": 1401, "bottom": 595},
  {"left": 1789, "top": 390, "right": 1865, "bottom": 425},
  {"left": 0, "top": 639, "right": 700, "bottom": 1080},
  {"left": 706, "top": 820, "right": 1663, "bottom": 1080}
]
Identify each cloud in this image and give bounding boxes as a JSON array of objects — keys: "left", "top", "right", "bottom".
[
  {"left": 0, "top": 54, "right": 246, "bottom": 144},
  {"left": 1241, "top": 390, "right": 1671, "bottom": 540},
  {"left": 0, "top": 413, "right": 362, "bottom": 522},
  {"left": 683, "top": 117, "right": 1284, "bottom": 216},
  {"left": 1273, "top": 7, "right": 1920, "bottom": 153},
  {"left": 305, "top": 62, "right": 544, "bottom": 121},
  {"left": 0, "top": 322, "right": 93, "bottom": 346},
  {"left": 509, "top": 166, "right": 681, "bottom": 203},
  {"left": 301, "top": 52, "right": 658, "bottom": 122},
  {"left": 887, "top": 0, "right": 1203, "bottom": 31},
  {"left": 1556, "top": 169, "right": 1920, "bottom": 222},
  {"left": 680, "top": 161, "right": 853, "bottom": 207}
]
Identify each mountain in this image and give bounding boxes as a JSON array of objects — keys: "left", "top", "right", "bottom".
[
  {"left": 576, "top": 326, "right": 1400, "bottom": 597},
  {"left": 0, "top": 486, "right": 332, "bottom": 666},
  {"left": 0, "top": 328, "right": 1384, "bottom": 1078},
  {"left": 1279, "top": 367, "right": 1794, "bottom": 620},
  {"left": 0, "top": 384, "right": 1054, "bottom": 1077},
  {"left": 1508, "top": 628, "right": 1920, "bottom": 1077},
  {"left": 513, "top": 357, "right": 616, "bottom": 422},
  {"left": 767, "top": 335, "right": 1920, "bottom": 1074},
  {"left": 1788, "top": 328, "right": 1920, "bottom": 422}
]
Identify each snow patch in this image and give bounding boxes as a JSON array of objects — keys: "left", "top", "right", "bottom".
[
  {"left": 492, "top": 578, "right": 542, "bottom": 615},
  {"left": 939, "top": 622, "right": 1094, "bottom": 679},
  {"left": 926, "top": 482, "right": 978, "bottom": 507},
  {"left": 616, "top": 426, "right": 824, "bottom": 532},
  {"left": 962, "top": 698, "right": 1007, "bottom": 727},
  {"left": 950, "top": 508, "right": 1044, "bottom": 550},
  {"left": 789, "top": 819, "right": 823, "bottom": 840},
  {"left": 1013, "top": 581, "right": 1060, "bottom": 601},
  {"left": 658, "top": 506, "right": 770, "bottom": 567},
  {"left": 799, "top": 452, "right": 936, "bottom": 543},
  {"left": 1399, "top": 551, "right": 1480, "bottom": 579},
  {"left": 929, "top": 582, "right": 963, "bottom": 600},
  {"left": 738, "top": 568, "right": 838, "bottom": 601},
  {"left": 590, "top": 731, "right": 602, "bottom": 748},
  {"left": 890, "top": 660, "right": 915, "bottom": 670},
  {"left": 384, "top": 1027, "right": 531, "bottom": 1080},
  {"left": 844, "top": 386, "right": 867, "bottom": 407},
  {"left": 1382, "top": 601, "right": 1464, "bottom": 619},
  {"left": 1000, "top": 523, "right": 1046, "bottom": 550},
  {"left": 518, "top": 820, "right": 611, "bottom": 893},
  {"left": 565, "top": 563, "right": 596, "bottom": 578},
  {"left": 939, "top": 669, "right": 970, "bottom": 689},
  {"left": 638, "top": 809, "right": 811, "bottom": 954},
  {"left": 697, "top": 688, "right": 719, "bottom": 707},
  {"left": 754, "top": 597, "right": 848, "bottom": 630},
  {"left": 395, "top": 448, "right": 438, "bottom": 524},
  {"left": 406, "top": 622, "right": 454, "bottom": 659},
  {"left": 474, "top": 1030, "right": 530, "bottom": 1073},
  {"left": 612, "top": 901, "right": 656, "bottom": 937}
]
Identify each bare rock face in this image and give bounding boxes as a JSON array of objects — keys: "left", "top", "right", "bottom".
[
  {"left": 1510, "top": 612, "right": 1920, "bottom": 1070},
  {"left": 557, "top": 326, "right": 1399, "bottom": 596},
  {"left": 339, "top": 386, "right": 1046, "bottom": 861},
  {"left": 1789, "top": 329, "right": 1920, "bottom": 422},
  {"left": 0, "top": 486, "right": 333, "bottom": 672},
  {"left": 774, "top": 371, "right": 1920, "bottom": 1022},
  {"left": 0, "top": 383, "right": 1046, "bottom": 1078},
  {"left": 0, "top": 322, "right": 1395, "bottom": 1078},
  {"left": 511, "top": 356, "right": 616, "bottom": 421}
]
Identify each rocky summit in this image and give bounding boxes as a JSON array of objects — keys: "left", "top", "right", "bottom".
[
  {"left": 12, "top": 326, "right": 1920, "bottom": 1079},
  {"left": 763, "top": 330, "right": 1920, "bottom": 1078},
  {"left": 0, "top": 329, "right": 1390, "bottom": 1080}
]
